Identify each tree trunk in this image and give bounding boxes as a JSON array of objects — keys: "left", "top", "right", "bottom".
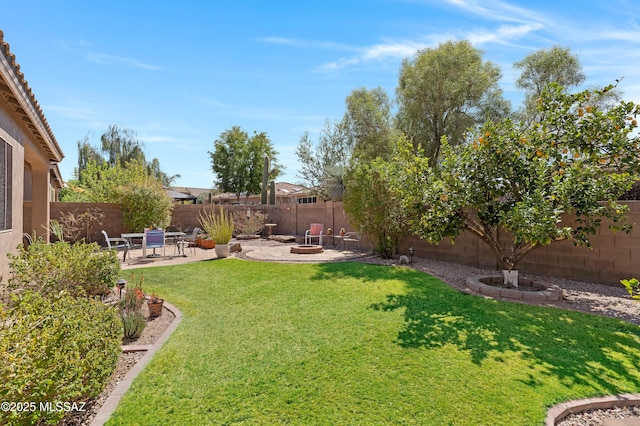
[
  {"left": 467, "top": 223, "right": 520, "bottom": 288},
  {"left": 502, "top": 269, "right": 519, "bottom": 289}
]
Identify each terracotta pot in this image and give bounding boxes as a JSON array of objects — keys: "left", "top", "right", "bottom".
[
  {"left": 147, "top": 300, "right": 163, "bottom": 318},
  {"left": 200, "top": 239, "right": 215, "bottom": 249}
]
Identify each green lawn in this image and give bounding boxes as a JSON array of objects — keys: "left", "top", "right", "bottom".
[{"left": 107, "top": 260, "right": 640, "bottom": 425}]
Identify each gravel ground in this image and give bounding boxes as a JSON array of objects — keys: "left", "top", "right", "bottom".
[
  {"left": 365, "top": 256, "right": 640, "bottom": 326},
  {"left": 65, "top": 251, "right": 640, "bottom": 425}
]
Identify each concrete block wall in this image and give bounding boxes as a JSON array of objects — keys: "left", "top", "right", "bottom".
[
  {"left": 170, "top": 202, "right": 357, "bottom": 238},
  {"left": 397, "top": 201, "right": 640, "bottom": 285},
  {"left": 52, "top": 201, "right": 640, "bottom": 285},
  {"left": 50, "top": 202, "right": 124, "bottom": 244}
]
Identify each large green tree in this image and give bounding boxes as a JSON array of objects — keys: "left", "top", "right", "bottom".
[
  {"left": 61, "top": 159, "right": 150, "bottom": 202},
  {"left": 391, "top": 83, "right": 640, "bottom": 287},
  {"left": 296, "top": 87, "right": 395, "bottom": 200},
  {"left": 74, "top": 125, "right": 178, "bottom": 187},
  {"left": 296, "top": 120, "right": 352, "bottom": 201},
  {"left": 344, "top": 87, "right": 396, "bottom": 163},
  {"left": 395, "top": 40, "right": 506, "bottom": 163},
  {"left": 210, "top": 126, "right": 281, "bottom": 203},
  {"left": 513, "top": 46, "right": 586, "bottom": 125},
  {"left": 514, "top": 46, "right": 586, "bottom": 100}
]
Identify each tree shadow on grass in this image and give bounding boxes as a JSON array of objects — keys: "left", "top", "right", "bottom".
[{"left": 312, "top": 262, "right": 640, "bottom": 394}]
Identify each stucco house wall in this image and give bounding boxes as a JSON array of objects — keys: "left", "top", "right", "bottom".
[{"left": 0, "top": 30, "right": 63, "bottom": 281}]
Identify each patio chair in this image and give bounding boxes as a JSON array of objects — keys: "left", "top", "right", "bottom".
[
  {"left": 305, "top": 223, "right": 324, "bottom": 246},
  {"left": 342, "top": 232, "right": 362, "bottom": 252},
  {"left": 145, "top": 229, "right": 165, "bottom": 257},
  {"left": 102, "top": 230, "right": 129, "bottom": 261},
  {"left": 176, "top": 227, "right": 200, "bottom": 256}
]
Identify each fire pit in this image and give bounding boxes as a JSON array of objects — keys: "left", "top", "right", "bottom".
[{"left": 290, "top": 245, "right": 324, "bottom": 254}]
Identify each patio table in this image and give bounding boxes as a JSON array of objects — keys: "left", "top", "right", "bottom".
[{"left": 122, "top": 231, "right": 187, "bottom": 258}]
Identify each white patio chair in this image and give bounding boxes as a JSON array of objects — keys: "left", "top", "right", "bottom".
[
  {"left": 305, "top": 223, "right": 324, "bottom": 246},
  {"left": 102, "top": 230, "right": 129, "bottom": 261}
]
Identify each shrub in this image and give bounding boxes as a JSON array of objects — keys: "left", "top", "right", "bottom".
[
  {"left": 198, "top": 206, "right": 234, "bottom": 244},
  {"left": 232, "top": 209, "right": 268, "bottom": 235},
  {"left": 621, "top": 278, "right": 640, "bottom": 300},
  {"left": 50, "top": 208, "right": 106, "bottom": 243},
  {"left": 114, "top": 179, "right": 173, "bottom": 232},
  {"left": 7, "top": 239, "right": 120, "bottom": 299},
  {"left": 0, "top": 291, "right": 121, "bottom": 426}
]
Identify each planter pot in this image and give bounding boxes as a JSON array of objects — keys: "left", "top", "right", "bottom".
[
  {"left": 215, "top": 244, "right": 230, "bottom": 258},
  {"left": 199, "top": 239, "right": 216, "bottom": 249},
  {"left": 147, "top": 299, "right": 164, "bottom": 318}
]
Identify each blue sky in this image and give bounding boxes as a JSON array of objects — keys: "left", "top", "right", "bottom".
[{"left": 3, "top": 0, "right": 640, "bottom": 189}]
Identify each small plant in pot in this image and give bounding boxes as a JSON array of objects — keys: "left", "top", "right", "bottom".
[
  {"left": 198, "top": 206, "right": 234, "bottom": 258},
  {"left": 147, "top": 291, "right": 164, "bottom": 318}
]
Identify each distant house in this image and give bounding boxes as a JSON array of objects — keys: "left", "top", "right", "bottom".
[
  {"left": 211, "top": 182, "right": 316, "bottom": 205},
  {"left": 0, "top": 31, "right": 64, "bottom": 280},
  {"left": 167, "top": 186, "right": 215, "bottom": 204}
]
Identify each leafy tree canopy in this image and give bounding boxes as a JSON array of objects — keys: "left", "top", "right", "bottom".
[
  {"left": 395, "top": 40, "right": 507, "bottom": 163},
  {"left": 296, "top": 87, "right": 395, "bottom": 200},
  {"left": 209, "top": 126, "right": 281, "bottom": 203},
  {"left": 73, "top": 125, "right": 178, "bottom": 187},
  {"left": 391, "top": 83, "right": 640, "bottom": 281},
  {"left": 296, "top": 120, "right": 352, "bottom": 201},
  {"left": 61, "top": 159, "right": 150, "bottom": 202}
]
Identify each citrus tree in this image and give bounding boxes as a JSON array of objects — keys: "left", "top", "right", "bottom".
[{"left": 392, "top": 83, "right": 640, "bottom": 287}]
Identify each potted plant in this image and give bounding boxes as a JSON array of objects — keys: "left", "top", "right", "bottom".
[
  {"left": 198, "top": 206, "right": 234, "bottom": 258},
  {"left": 199, "top": 237, "right": 216, "bottom": 249},
  {"left": 195, "top": 228, "right": 215, "bottom": 249},
  {"left": 147, "top": 292, "right": 164, "bottom": 318}
]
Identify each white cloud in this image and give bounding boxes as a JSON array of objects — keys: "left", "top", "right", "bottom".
[
  {"left": 85, "top": 53, "right": 161, "bottom": 70},
  {"left": 468, "top": 23, "right": 544, "bottom": 45},
  {"left": 444, "top": 0, "right": 548, "bottom": 25},
  {"left": 258, "top": 37, "right": 357, "bottom": 52},
  {"left": 313, "top": 20, "right": 542, "bottom": 73}
]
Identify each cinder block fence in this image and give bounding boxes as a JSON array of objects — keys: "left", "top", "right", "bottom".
[{"left": 51, "top": 201, "right": 640, "bottom": 286}]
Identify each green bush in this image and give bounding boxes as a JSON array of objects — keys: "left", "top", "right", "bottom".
[
  {"left": 7, "top": 240, "right": 120, "bottom": 298},
  {"left": 114, "top": 179, "right": 173, "bottom": 232},
  {"left": 0, "top": 291, "right": 122, "bottom": 426}
]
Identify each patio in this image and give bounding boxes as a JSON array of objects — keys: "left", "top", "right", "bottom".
[{"left": 120, "top": 238, "right": 370, "bottom": 269}]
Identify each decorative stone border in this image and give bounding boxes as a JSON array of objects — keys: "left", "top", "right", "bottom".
[
  {"left": 465, "top": 275, "right": 563, "bottom": 302},
  {"left": 91, "top": 301, "right": 183, "bottom": 426},
  {"left": 545, "top": 393, "right": 640, "bottom": 425}
]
